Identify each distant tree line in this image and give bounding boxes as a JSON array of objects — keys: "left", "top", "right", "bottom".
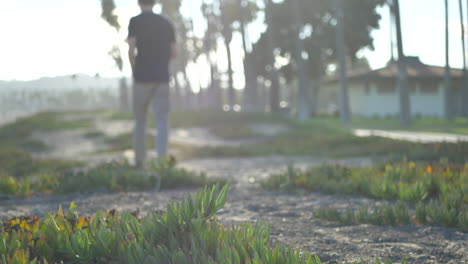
[{"left": 100, "top": 0, "right": 468, "bottom": 126}]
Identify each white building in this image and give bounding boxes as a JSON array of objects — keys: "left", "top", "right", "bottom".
[{"left": 320, "top": 57, "right": 465, "bottom": 117}]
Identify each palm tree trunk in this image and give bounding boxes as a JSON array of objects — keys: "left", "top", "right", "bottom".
[
  {"left": 238, "top": 0, "right": 259, "bottom": 112},
  {"left": 444, "top": 0, "right": 452, "bottom": 119},
  {"left": 226, "top": 40, "right": 236, "bottom": 109},
  {"left": 205, "top": 31, "right": 220, "bottom": 109},
  {"left": 174, "top": 73, "right": 186, "bottom": 110},
  {"left": 461, "top": 0, "right": 468, "bottom": 116},
  {"left": 202, "top": 1, "right": 222, "bottom": 110},
  {"left": 334, "top": 0, "right": 351, "bottom": 124},
  {"left": 291, "top": 0, "right": 311, "bottom": 121},
  {"left": 183, "top": 70, "right": 194, "bottom": 109},
  {"left": 393, "top": 0, "right": 411, "bottom": 126},
  {"left": 265, "top": 0, "right": 280, "bottom": 112}
]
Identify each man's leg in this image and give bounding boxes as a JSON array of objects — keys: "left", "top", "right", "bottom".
[
  {"left": 153, "top": 83, "right": 170, "bottom": 158},
  {"left": 132, "top": 82, "right": 156, "bottom": 168}
]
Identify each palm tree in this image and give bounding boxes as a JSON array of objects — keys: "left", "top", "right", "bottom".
[
  {"left": 444, "top": 0, "right": 452, "bottom": 119},
  {"left": 334, "top": 0, "right": 351, "bottom": 124},
  {"left": 290, "top": 0, "right": 311, "bottom": 121},
  {"left": 100, "top": 0, "right": 129, "bottom": 111},
  {"left": 265, "top": 0, "right": 281, "bottom": 112},
  {"left": 220, "top": 0, "right": 239, "bottom": 109},
  {"left": 201, "top": 0, "right": 222, "bottom": 109},
  {"left": 460, "top": 0, "right": 468, "bottom": 116},
  {"left": 238, "top": 0, "right": 260, "bottom": 112},
  {"left": 160, "top": 0, "right": 192, "bottom": 110},
  {"left": 392, "top": 0, "right": 411, "bottom": 126},
  {"left": 225, "top": 30, "right": 236, "bottom": 109},
  {"left": 465, "top": 0, "right": 468, "bottom": 117}
]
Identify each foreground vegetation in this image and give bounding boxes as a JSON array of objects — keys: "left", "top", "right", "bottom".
[
  {"left": 263, "top": 161, "right": 468, "bottom": 231},
  {"left": 0, "top": 185, "right": 406, "bottom": 264},
  {"left": 0, "top": 149, "right": 222, "bottom": 197}
]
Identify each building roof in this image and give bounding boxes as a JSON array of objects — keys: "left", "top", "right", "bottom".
[{"left": 326, "top": 57, "right": 465, "bottom": 83}]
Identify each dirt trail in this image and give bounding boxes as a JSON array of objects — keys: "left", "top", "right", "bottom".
[{"left": 1, "top": 112, "right": 467, "bottom": 263}]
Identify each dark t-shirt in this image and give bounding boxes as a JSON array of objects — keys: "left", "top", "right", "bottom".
[{"left": 128, "top": 12, "right": 175, "bottom": 83}]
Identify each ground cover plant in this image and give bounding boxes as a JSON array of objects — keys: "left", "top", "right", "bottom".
[
  {"left": 263, "top": 161, "right": 468, "bottom": 230},
  {"left": 313, "top": 201, "right": 468, "bottom": 232},
  {"left": 0, "top": 112, "right": 94, "bottom": 152},
  {"left": 106, "top": 111, "right": 468, "bottom": 163},
  {"left": 0, "top": 150, "right": 222, "bottom": 197},
  {"left": 0, "top": 185, "right": 406, "bottom": 264}
]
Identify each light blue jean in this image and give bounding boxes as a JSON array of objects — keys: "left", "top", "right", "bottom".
[{"left": 132, "top": 82, "right": 170, "bottom": 166}]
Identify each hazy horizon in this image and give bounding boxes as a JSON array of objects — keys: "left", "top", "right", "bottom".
[{"left": 1, "top": 0, "right": 467, "bottom": 89}]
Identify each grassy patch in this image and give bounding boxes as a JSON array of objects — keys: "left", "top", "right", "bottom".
[
  {"left": 110, "top": 110, "right": 288, "bottom": 127},
  {"left": 263, "top": 162, "right": 467, "bottom": 230},
  {"left": 0, "top": 185, "right": 406, "bottom": 264},
  {"left": 103, "top": 132, "right": 134, "bottom": 152},
  {"left": 102, "top": 133, "right": 247, "bottom": 161},
  {"left": 0, "top": 112, "right": 94, "bottom": 152},
  {"left": 238, "top": 119, "right": 468, "bottom": 162},
  {"left": 208, "top": 123, "right": 260, "bottom": 139},
  {"left": 313, "top": 202, "right": 410, "bottom": 227},
  {"left": 170, "top": 111, "right": 288, "bottom": 139},
  {"left": 0, "top": 148, "right": 80, "bottom": 179},
  {"left": 0, "top": 148, "right": 223, "bottom": 197},
  {"left": 314, "top": 202, "right": 468, "bottom": 232},
  {"left": 109, "top": 110, "right": 289, "bottom": 139},
  {"left": 0, "top": 164, "right": 216, "bottom": 197},
  {"left": 55, "top": 160, "right": 223, "bottom": 194},
  {"left": 83, "top": 130, "right": 106, "bottom": 139},
  {"left": 105, "top": 111, "right": 468, "bottom": 162}
]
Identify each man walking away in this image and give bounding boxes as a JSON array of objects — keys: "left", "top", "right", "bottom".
[{"left": 128, "top": 0, "right": 176, "bottom": 169}]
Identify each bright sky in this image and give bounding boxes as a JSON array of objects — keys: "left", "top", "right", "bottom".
[{"left": 0, "top": 0, "right": 466, "bottom": 89}]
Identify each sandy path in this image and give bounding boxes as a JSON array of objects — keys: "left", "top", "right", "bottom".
[{"left": 354, "top": 129, "right": 468, "bottom": 143}]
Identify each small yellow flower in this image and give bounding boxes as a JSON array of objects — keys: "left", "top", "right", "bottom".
[
  {"left": 425, "top": 165, "right": 433, "bottom": 174},
  {"left": 10, "top": 219, "right": 19, "bottom": 226},
  {"left": 20, "top": 220, "right": 28, "bottom": 229},
  {"left": 76, "top": 216, "right": 89, "bottom": 229}
]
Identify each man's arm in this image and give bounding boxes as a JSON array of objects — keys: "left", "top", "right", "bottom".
[{"left": 128, "top": 37, "right": 137, "bottom": 71}]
